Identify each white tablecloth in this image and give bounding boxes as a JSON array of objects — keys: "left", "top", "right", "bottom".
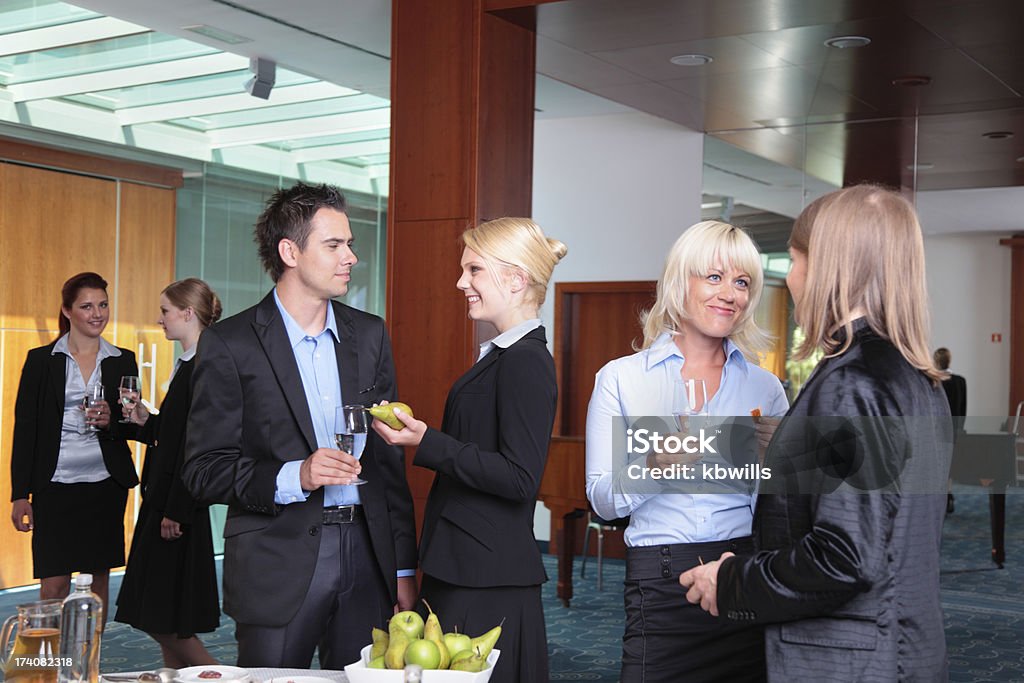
[
  {"left": 248, "top": 668, "right": 347, "bottom": 682},
  {"left": 102, "top": 669, "right": 347, "bottom": 683}
]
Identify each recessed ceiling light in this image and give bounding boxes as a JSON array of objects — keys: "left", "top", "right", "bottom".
[
  {"left": 982, "top": 131, "right": 1014, "bottom": 140},
  {"left": 891, "top": 75, "right": 932, "bottom": 87},
  {"left": 824, "top": 35, "right": 871, "bottom": 49},
  {"left": 670, "top": 54, "right": 713, "bottom": 66},
  {"left": 906, "top": 163, "right": 935, "bottom": 171}
]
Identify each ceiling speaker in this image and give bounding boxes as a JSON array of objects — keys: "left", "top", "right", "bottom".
[{"left": 245, "top": 57, "right": 276, "bottom": 99}]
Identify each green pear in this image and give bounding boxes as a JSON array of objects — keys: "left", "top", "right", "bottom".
[
  {"left": 383, "top": 629, "right": 410, "bottom": 670},
  {"left": 368, "top": 402, "right": 414, "bottom": 430},
  {"left": 370, "top": 627, "right": 389, "bottom": 659},
  {"left": 421, "top": 600, "right": 450, "bottom": 669},
  {"left": 469, "top": 619, "right": 504, "bottom": 659},
  {"left": 367, "top": 655, "right": 386, "bottom": 669},
  {"left": 449, "top": 646, "right": 488, "bottom": 673}
]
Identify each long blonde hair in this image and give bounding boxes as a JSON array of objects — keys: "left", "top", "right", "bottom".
[
  {"left": 640, "top": 220, "right": 769, "bottom": 359},
  {"left": 790, "top": 184, "right": 942, "bottom": 382},
  {"left": 462, "top": 217, "right": 567, "bottom": 307}
]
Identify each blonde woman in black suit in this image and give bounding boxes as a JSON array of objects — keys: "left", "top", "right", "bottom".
[
  {"left": 115, "top": 278, "right": 222, "bottom": 667},
  {"left": 374, "top": 218, "right": 566, "bottom": 683},
  {"left": 10, "top": 272, "right": 140, "bottom": 609}
]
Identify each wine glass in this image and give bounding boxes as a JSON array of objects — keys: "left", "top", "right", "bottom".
[
  {"left": 335, "top": 404, "right": 368, "bottom": 486},
  {"left": 673, "top": 378, "right": 708, "bottom": 432},
  {"left": 82, "top": 384, "right": 104, "bottom": 433},
  {"left": 118, "top": 375, "right": 141, "bottom": 424}
]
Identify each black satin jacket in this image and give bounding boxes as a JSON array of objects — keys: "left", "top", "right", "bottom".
[{"left": 717, "top": 320, "right": 952, "bottom": 682}]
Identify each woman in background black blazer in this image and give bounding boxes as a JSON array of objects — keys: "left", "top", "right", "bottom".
[
  {"left": 10, "top": 272, "right": 139, "bottom": 609},
  {"left": 115, "top": 278, "right": 222, "bottom": 667},
  {"left": 374, "top": 217, "right": 567, "bottom": 683}
]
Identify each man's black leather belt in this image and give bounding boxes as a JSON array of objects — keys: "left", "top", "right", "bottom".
[{"left": 322, "top": 505, "right": 363, "bottom": 524}]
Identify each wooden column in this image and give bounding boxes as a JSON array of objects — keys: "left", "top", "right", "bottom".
[
  {"left": 388, "top": 1, "right": 537, "bottom": 524},
  {"left": 999, "top": 235, "right": 1024, "bottom": 417}
]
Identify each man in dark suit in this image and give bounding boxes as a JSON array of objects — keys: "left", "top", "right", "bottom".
[
  {"left": 935, "top": 347, "right": 967, "bottom": 514},
  {"left": 182, "top": 182, "right": 417, "bottom": 669}
]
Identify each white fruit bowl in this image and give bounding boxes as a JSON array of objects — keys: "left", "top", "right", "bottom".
[{"left": 343, "top": 645, "right": 500, "bottom": 682}]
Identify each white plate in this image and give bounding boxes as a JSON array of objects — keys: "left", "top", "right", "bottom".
[
  {"left": 175, "top": 665, "right": 252, "bottom": 683},
  {"left": 263, "top": 677, "right": 334, "bottom": 683}
]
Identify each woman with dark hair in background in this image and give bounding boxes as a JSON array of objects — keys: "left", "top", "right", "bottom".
[
  {"left": 115, "top": 278, "right": 223, "bottom": 667},
  {"left": 10, "top": 272, "right": 140, "bottom": 610}
]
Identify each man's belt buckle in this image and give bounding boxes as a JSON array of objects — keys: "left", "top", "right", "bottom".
[{"left": 322, "top": 505, "right": 359, "bottom": 524}]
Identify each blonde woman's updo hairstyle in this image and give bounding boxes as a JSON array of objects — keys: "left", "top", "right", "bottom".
[
  {"left": 461, "top": 218, "right": 567, "bottom": 307},
  {"left": 640, "top": 221, "right": 769, "bottom": 360},
  {"left": 162, "top": 278, "right": 222, "bottom": 329}
]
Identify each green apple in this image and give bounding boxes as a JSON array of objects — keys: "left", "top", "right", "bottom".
[
  {"left": 403, "top": 639, "right": 441, "bottom": 669},
  {"left": 389, "top": 610, "right": 425, "bottom": 640},
  {"left": 368, "top": 655, "right": 386, "bottom": 669},
  {"left": 443, "top": 631, "right": 472, "bottom": 658}
]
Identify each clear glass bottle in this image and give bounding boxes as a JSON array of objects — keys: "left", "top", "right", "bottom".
[{"left": 57, "top": 574, "right": 103, "bottom": 683}]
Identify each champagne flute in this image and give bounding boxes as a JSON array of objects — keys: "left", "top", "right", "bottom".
[
  {"left": 673, "top": 378, "right": 708, "bottom": 432},
  {"left": 82, "top": 384, "right": 104, "bottom": 432},
  {"left": 335, "top": 404, "right": 368, "bottom": 486},
  {"left": 118, "top": 375, "right": 141, "bottom": 424}
]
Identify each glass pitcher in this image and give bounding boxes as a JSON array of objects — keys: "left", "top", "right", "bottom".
[{"left": 1, "top": 599, "right": 63, "bottom": 683}]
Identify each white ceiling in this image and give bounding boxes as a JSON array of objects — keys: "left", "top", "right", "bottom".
[{"left": 14, "top": 0, "right": 1020, "bottom": 234}]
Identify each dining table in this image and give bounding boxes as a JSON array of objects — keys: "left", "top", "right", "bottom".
[{"left": 102, "top": 669, "right": 348, "bottom": 683}]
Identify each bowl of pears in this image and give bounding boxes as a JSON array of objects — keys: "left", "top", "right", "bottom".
[{"left": 344, "top": 601, "right": 501, "bottom": 682}]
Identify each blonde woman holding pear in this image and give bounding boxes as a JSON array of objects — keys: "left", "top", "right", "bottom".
[{"left": 374, "top": 217, "right": 566, "bottom": 683}]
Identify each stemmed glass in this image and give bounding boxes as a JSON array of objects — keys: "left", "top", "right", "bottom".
[
  {"left": 81, "top": 384, "right": 104, "bottom": 433},
  {"left": 673, "top": 378, "right": 708, "bottom": 432},
  {"left": 118, "top": 376, "right": 141, "bottom": 424},
  {"left": 335, "top": 404, "right": 368, "bottom": 486}
]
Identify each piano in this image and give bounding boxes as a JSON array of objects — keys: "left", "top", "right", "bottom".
[
  {"left": 538, "top": 436, "right": 587, "bottom": 607},
  {"left": 950, "top": 430, "right": 1019, "bottom": 567}
]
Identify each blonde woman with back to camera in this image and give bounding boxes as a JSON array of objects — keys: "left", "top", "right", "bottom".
[
  {"left": 115, "top": 278, "right": 223, "bottom": 667},
  {"left": 680, "top": 184, "right": 953, "bottom": 681},
  {"left": 373, "top": 217, "right": 567, "bottom": 683},
  {"left": 586, "top": 221, "right": 789, "bottom": 682}
]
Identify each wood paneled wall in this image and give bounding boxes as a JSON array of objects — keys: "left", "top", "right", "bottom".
[
  {"left": 0, "top": 159, "right": 178, "bottom": 590},
  {"left": 389, "top": 1, "right": 537, "bottom": 527},
  {"left": 1000, "top": 236, "right": 1024, "bottom": 417}
]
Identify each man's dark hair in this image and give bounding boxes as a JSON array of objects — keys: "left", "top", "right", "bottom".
[{"left": 255, "top": 182, "right": 348, "bottom": 282}]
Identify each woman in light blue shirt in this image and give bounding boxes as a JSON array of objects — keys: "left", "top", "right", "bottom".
[{"left": 586, "top": 221, "right": 788, "bottom": 683}]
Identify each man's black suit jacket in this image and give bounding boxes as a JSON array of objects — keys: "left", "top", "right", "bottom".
[
  {"left": 941, "top": 373, "right": 967, "bottom": 433},
  {"left": 415, "top": 326, "right": 556, "bottom": 587},
  {"left": 181, "top": 293, "right": 416, "bottom": 627},
  {"left": 11, "top": 342, "right": 140, "bottom": 501}
]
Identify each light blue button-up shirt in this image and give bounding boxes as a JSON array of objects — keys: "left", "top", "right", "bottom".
[
  {"left": 585, "top": 332, "right": 789, "bottom": 546},
  {"left": 272, "top": 290, "right": 362, "bottom": 507}
]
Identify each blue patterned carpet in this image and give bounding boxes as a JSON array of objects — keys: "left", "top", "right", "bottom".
[{"left": 2, "top": 488, "right": 1021, "bottom": 682}]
